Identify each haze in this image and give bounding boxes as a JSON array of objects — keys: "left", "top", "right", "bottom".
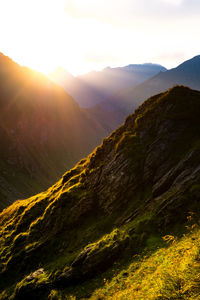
[{"left": 0, "top": 0, "right": 200, "bottom": 75}]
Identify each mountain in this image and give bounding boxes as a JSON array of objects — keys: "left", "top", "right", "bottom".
[
  {"left": 49, "top": 63, "right": 167, "bottom": 107},
  {"left": 49, "top": 69, "right": 105, "bottom": 108},
  {"left": 0, "top": 53, "right": 107, "bottom": 211},
  {"left": 1, "top": 86, "right": 200, "bottom": 299},
  {"left": 97, "top": 55, "right": 200, "bottom": 123}
]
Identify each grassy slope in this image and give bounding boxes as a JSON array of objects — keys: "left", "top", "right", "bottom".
[
  {"left": 91, "top": 225, "right": 200, "bottom": 300},
  {"left": 1, "top": 86, "right": 200, "bottom": 299}
]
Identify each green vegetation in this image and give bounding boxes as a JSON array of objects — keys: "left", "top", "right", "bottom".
[{"left": 91, "top": 227, "right": 200, "bottom": 300}]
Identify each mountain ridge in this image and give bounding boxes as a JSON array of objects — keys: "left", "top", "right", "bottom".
[
  {"left": 1, "top": 86, "right": 200, "bottom": 298},
  {"left": 50, "top": 63, "right": 167, "bottom": 108},
  {"left": 101, "top": 55, "right": 200, "bottom": 115},
  {"left": 89, "top": 55, "right": 200, "bottom": 131}
]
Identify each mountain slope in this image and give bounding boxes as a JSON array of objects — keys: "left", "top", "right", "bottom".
[
  {"left": 50, "top": 63, "right": 166, "bottom": 107},
  {"left": 1, "top": 86, "right": 200, "bottom": 299},
  {"left": 99, "top": 55, "right": 200, "bottom": 118},
  {"left": 0, "top": 53, "right": 107, "bottom": 211}
]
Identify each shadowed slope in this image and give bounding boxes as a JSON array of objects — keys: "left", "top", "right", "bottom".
[{"left": 0, "top": 53, "right": 107, "bottom": 211}]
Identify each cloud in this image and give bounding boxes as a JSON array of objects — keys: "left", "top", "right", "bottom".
[{"left": 65, "top": 0, "right": 200, "bottom": 25}]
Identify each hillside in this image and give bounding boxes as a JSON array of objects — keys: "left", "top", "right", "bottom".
[
  {"left": 1, "top": 86, "right": 200, "bottom": 299},
  {"left": 49, "top": 63, "right": 166, "bottom": 107},
  {"left": 93, "top": 55, "right": 200, "bottom": 129},
  {"left": 0, "top": 53, "right": 107, "bottom": 211}
]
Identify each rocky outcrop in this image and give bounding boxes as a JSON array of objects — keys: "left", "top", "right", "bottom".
[{"left": 56, "top": 231, "right": 130, "bottom": 287}]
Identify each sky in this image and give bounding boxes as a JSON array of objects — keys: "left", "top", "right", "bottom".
[{"left": 0, "top": 0, "right": 200, "bottom": 75}]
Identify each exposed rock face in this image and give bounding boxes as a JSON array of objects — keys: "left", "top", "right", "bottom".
[{"left": 1, "top": 86, "right": 200, "bottom": 298}]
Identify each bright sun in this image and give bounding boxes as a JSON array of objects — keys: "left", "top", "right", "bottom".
[
  {"left": 0, "top": 0, "right": 126, "bottom": 76},
  {"left": 0, "top": 0, "right": 93, "bottom": 75}
]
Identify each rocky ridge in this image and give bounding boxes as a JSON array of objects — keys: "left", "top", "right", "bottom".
[{"left": 1, "top": 86, "right": 200, "bottom": 299}]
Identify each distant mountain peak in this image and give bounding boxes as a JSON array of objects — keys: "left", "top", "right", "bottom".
[
  {"left": 176, "top": 55, "right": 200, "bottom": 70},
  {"left": 184, "top": 55, "right": 200, "bottom": 63},
  {"left": 191, "top": 54, "right": 200, "bottom": 60},
  {"left": 103, "top": 63, "right": 167, "bottom": 72}
]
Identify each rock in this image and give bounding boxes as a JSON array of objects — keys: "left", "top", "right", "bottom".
[{"left": 25, "top": 268, "right": 45, "bottom": 282}]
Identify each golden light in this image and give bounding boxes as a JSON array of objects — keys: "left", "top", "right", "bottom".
[
  {"left": 0, "top": 0, "right": 88, "bottom": 75},
  {"left": 0, "top": 0, "right": 199, "bottom": 75},
  {"left": 0, "top": 0, "right": 125, "bottom": 75}
]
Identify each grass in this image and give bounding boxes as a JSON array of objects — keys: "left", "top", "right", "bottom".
[{"left": 91, "top": 227, "right": 200, "bottom": 300}]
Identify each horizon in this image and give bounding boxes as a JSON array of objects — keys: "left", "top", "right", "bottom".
[
  {"left": 1, "top": 50, "right": 199, "bottom": 78},
  {"left": 0, "top": 0, "right": 200, "bottom": 76}
]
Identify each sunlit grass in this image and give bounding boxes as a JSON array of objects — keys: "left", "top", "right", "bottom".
[{"left": 91, "top": 228, "right": 200, "bottom": 299}]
